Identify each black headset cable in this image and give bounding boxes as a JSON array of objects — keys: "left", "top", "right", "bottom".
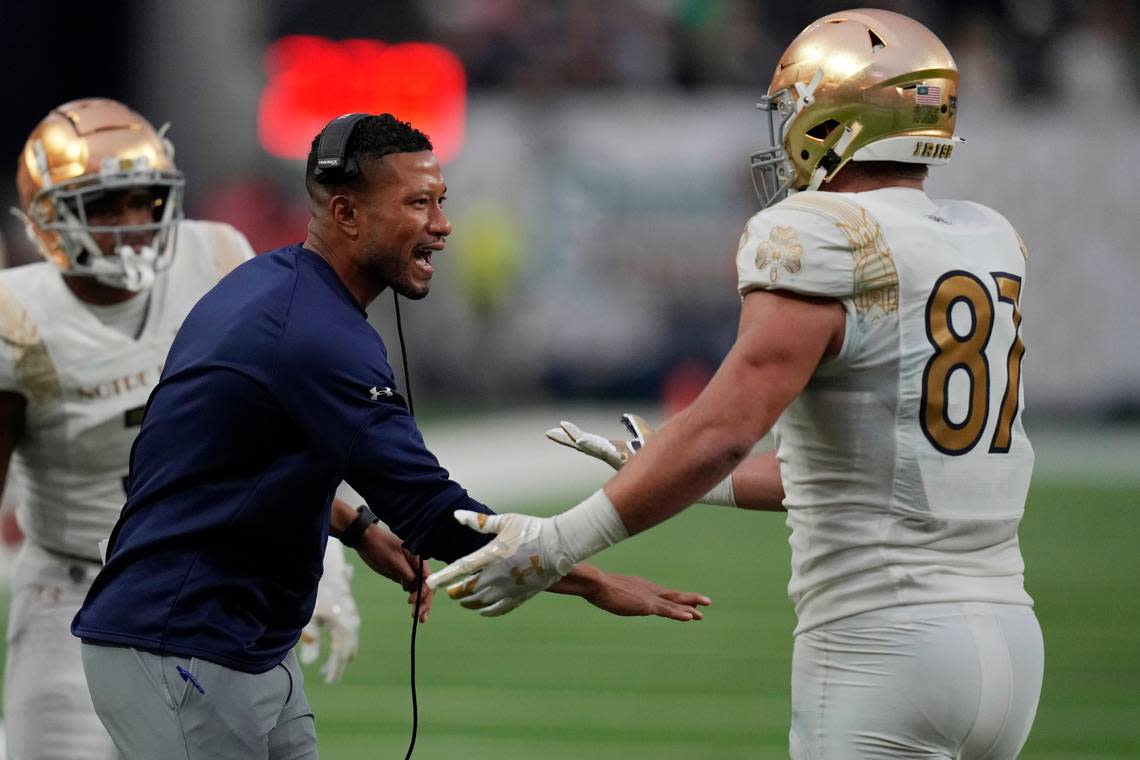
[{"left": 393, "top": 291, "right": 424, "bottom": 760}]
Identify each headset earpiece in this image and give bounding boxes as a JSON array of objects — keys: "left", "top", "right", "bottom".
[{"left": 313, "top": 113, "right": 370, "bottom": 184}]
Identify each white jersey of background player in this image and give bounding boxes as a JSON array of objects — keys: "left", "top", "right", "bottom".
[
  {"left": 0, "top": 99, "right": 360, "bottom": 760},
  {"left": 431, "top": 10, "right": 1043, "bottom": 759}
]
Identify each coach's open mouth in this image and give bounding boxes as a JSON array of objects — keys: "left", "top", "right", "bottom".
[{"left": 413, "top": 246, "right": 436, "bottom": 275}]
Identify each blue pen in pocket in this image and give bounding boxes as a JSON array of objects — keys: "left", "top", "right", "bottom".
[{"left": 176, "top": 665, "right": 205, "bottom": 695}]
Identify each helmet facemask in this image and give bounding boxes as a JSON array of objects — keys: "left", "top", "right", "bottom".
[
  {"left": 17, "top": 155, "right": 184, "bottom": 292},
  {"left": 749, "top": 87, "right": 799, "bottom": 210},
  {"left": 13, "top": 99, "right": 186, "bottom": 292},
  {"left": 749, "top": 68, "right": 866, "bottom": 209}
]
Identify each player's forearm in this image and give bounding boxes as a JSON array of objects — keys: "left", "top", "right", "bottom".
[
  {"left": 604, "top": 296, "right": 825, "bottom": 533},
  {"left": 730, "top": 450, "right": 786, "bottom": 511},
  {"left": 606, "top": 355, "right": 792, "bottom": 532},
  {"left": 604, "top": 409, "right": 749, "bottom": 535}
]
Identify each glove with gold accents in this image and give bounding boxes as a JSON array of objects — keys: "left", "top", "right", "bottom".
[
  {"left": 545, "top": 413, "right": 653, "bottom": 470},
  {"left": 427, "top": 490, "right": 627, "bottom": 617},
  {"left": 545, "top": 414, "right": 736, "bottom": 506},
  {"left": 300, "top": 541, "right": 360, "bottom": 683}
]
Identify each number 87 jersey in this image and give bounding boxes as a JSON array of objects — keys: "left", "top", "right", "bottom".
[{"left": 735, "top": 187, "right": 1034, "bottom": 636}]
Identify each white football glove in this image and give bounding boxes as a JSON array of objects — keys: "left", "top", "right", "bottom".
[
  {"left": 427, "top": 490, "right": 627, "bottom": 616},
  {"left": 546, "top": 414, "right": 736, "bottom": 506},
  {"left": 545, "top": 413, "right": 653, "bottom": 470},
  {"left": 300, "top": 541, "right": 360, "bottom": 683}
]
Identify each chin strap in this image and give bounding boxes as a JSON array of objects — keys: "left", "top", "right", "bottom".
[
  {"left": 793, "top": 67, "right": 825, "bottom": 115},
  {"left": 78, "top": 245, "right": 158, "bottom": 291},
  {"left": 806, "top": 121, "right": 864, "bottom": 192},
  {"left": 111, "top": 245, "right": 158, "bottom": 291}
]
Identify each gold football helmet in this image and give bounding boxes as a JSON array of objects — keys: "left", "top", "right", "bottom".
[
  {"left": 750, "top": 9, "right": 963, "bottom": 208},
  {"left": 14, "top": 98, "right": 184, "bottom": 291}
]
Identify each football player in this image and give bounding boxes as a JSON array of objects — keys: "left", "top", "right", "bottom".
[
  {"left": 0, "top": 99, "right": 376, "bottom": 760},
  {"left": 430, "top": 10, "right": 1043, "bottom": 758}
]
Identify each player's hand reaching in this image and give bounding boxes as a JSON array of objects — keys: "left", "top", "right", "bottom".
[
  {"left": 427, "top": 506, "right": 710, "bottom": 620},
  {"left": 546, "top": 414, "right": 738, "bottom": 507},
  {"left": 427, "top": 511, "right": 574, "bottom": 617},
  {"left": 545, "top": 413, "right": 655, "bottom": 470}
]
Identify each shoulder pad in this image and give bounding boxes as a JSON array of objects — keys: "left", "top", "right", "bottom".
[
  {"left": 946, "top": 200, "right": 1027, "bottom": 266},
  {"left": 736, "top": 192, "right": 898, "bottom": 317},
  {"left": 0, "top": 280, "right": 61, "bottom": 402},
  {"left": 0, "top": 279, "right": 39, "bottom": 349},
  {"left": 178, "top": 220, "right": 256, "bottom": 281}
]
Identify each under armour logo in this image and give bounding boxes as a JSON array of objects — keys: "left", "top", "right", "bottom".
[
  {"left": 509, "top": 555, "right": 545, "bottom": 585},
  {"left": 369, "top": 386, "right": 393, "bottom": 401}
]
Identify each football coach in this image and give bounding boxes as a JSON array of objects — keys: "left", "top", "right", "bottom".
[{"left": 72, "top": 113, "right": 709, "bottom": 759}]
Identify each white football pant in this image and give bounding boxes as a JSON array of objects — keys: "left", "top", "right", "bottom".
[
  {"left": 790, "top": 601, "right": 1043, "bottom": 759},
  {"left": 4, "top": 542, "right": 113, "bottom": 760}
]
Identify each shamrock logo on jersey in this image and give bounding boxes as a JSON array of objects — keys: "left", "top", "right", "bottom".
[{"left": 756, "top": 226, "right": 804, "bottom": 284}]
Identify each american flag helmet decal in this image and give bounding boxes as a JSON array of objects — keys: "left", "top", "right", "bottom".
[{"left": 915, "top": 84, "right": 942, "bottom": 105}]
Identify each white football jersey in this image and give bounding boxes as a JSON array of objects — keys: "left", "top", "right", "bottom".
[
  {"left": 736, "top": 187, "right": 1034, "bottom": 634},
  {"left": 0, "top": 220, "right": 254, "bottom": 560}
]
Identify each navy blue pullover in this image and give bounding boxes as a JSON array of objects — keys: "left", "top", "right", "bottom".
[{"left": 73, "top": 245, "right": 492, "bottom": 673}]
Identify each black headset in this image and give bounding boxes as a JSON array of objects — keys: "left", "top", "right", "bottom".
[{"left": 312, "top": 112, "right": 371, "bottom": 184}]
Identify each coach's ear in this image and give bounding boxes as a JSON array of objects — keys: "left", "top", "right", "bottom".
[{"left": 328, "top": 193, "right": 359, "bottom": 240}]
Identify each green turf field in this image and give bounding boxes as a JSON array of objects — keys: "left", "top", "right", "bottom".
[
  {"left": 0, "top": 479, "right": 1134, "bottom": 758},
  {"left": 299, "top": 479, "right": 1140, "bottom": 759}
]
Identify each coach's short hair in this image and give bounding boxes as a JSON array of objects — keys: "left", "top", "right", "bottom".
[{"left": 304, "top": 114, "right": 432, "bottom": 198}]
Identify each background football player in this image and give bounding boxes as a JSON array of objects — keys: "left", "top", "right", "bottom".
[
  {"left": 0, "top": 98, "right": 383, "bottom": 760},
  {"left": 430, "top": 10, "right": 1043, "bottom": 758}
]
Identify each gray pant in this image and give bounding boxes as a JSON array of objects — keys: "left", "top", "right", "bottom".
[{"left": 81, "top": 643, "right": 317, "bottom": 760}]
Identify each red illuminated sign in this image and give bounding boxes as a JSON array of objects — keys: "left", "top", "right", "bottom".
[{"left": 259, "top": 36, "right": 466, "bottom": 163}]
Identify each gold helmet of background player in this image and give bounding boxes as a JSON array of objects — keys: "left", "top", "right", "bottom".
[
  {"left": 750, "top": 9, "right": 962, "bottom": 208},
  {"left": 14, "top": 98, "right": 184, "bottom": 291}
]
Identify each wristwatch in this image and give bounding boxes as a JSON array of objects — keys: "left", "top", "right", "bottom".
[{"left": 338, "top": 504, "right": 380, "bottom": 548}]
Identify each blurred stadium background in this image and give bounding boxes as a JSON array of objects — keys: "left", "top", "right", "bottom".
[{"left": 1, "top": 0, "right": 1138, "bottom": 757}]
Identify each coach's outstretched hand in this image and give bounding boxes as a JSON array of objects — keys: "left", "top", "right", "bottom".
[
  {"left": 357, "top": 527, "right": 434, "bottom": 623},
  {"left": 560, "top": 566, "right": 710, "bottom": 621}
]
